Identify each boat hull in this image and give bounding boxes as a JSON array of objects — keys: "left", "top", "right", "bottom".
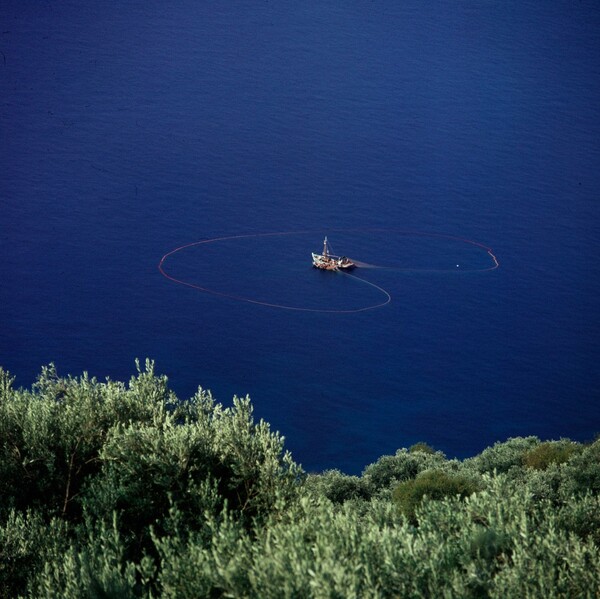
[{"left": 312, "top": 252, "right": 355, "bottom": 271}]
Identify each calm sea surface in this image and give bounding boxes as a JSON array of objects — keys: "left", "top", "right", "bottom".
[{"left": 2, "top": 1, "right": 599, "bottom": 473}]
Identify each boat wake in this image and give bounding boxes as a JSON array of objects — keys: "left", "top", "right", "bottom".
[{"left": 349, "top": 260, "right": 385, "bottom": 269}]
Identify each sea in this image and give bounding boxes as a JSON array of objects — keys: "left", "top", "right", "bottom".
[{"left": 2, "top": 1, "right": 599, "bottom": 474}]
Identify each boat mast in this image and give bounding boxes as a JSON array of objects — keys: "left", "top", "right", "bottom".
[{"left": 323, "top": 236, "right": 329, "bottom": 258}]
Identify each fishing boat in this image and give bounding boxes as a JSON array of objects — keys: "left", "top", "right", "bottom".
[{"left": 312, "top": 237, "right": 356, "bottom": 271}]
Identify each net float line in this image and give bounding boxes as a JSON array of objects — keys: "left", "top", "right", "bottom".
[
  {"left": 158, "top": 231, "right": 391, "bottom": 313},
  {"left": 323, "top": 227, "right": 500, "bottom": 273},
  {"left": 158, "top": 229, "right": 498, "bottom": 312}
]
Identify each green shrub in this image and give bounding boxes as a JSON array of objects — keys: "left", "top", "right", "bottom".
[
  {"left": 153, "top": 478, "right": 600, "bottom": 598},
  {"left": 0, "top": 361, "right": 181, "bottom": 521},
  {"left": 393, "top": 469, "right": 482, "bottom": 520},
  {"left": 489, "top": 510, "right": 599, "bottom": 598},
  {"left": 409, "top": 442, "right": 436, "bottom": 454},
  {"left": 560, "top": 438, "right": 600, "bottom": 497},
  {"left": 555, "top": 493, "right": 600, "bottom": 546},
  {"left": 464, "top": 436, "right": 540, "bottom": 474},
  {"left": 2, "top": 363, "right": 600, "bottom": 597},
  {"left": 81, "top": 421, "right": 221, "bottom": 557},
  {"left": 362, "top": 448, "right": 446, "bottom": 494},
  {"left": 468, "top": 526, "right": 512, "bottom": 564},
  {"left": 82, "top": 393, "right": 303, "bottom": 561},
  {"left": 0, "top": 510, "right": 68, "bottom": 599},
  {"left": 28, "top": 516, "right": 138, "bottom": 599},
  {"left": 304, "top": 470, "right": 371, "bottom": 504},
  {"left": 519, "top": 462, "right": 565, "bottom": 504},
  {"left": 523, "top": 440, "right": 582, "bottom": 470}
]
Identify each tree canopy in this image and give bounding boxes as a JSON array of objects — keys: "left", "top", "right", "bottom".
[{"left": 1, "top": 362, "right": 598, "bottom": 597}]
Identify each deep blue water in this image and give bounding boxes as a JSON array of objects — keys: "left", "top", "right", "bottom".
[{"left": 2, "top": 1, "right": 599, "bottom": 473}]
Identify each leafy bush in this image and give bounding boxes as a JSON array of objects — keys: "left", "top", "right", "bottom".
[
  {"left": 0, "top": 363, "right": 303, "bottom": 595},
  {"left": 1, "top": 363, "right": 599, "bottom": 597},
  {"left": 464, "top": 436, "right": 540, "bottom": 474},
  {"left": 0, "top": 510, "right": 68, "bottom": 598},
  {"left": 560, "top": 439, "right": 600, "bottom": 497},
  {"left": 393, "top": 469, "right": 482, "bottom": 520},
  {"left": 555, "top": 493, "right": 600, "bottom": 546},
  {"left": 28, "top": 516, "right": 139, "bottom": 599},
  {"left": 83, "top": 393, "right": 302, "bottom": 560},
  {"left": 0, "top": 361, "right": 182, "bottom": 521},
  {"left": 151, "top": 479, "right": 600, "bottom": 599},
  {"left": 362, "top": 447, "right": 446, "bottom": 494},
  {"left": 304, "top": 470, "right": 371, "bottom": 504},
  {"left": 523, "top": 440, "right": 582, "bottom": 470},
  {"left": 409, "top": 441, "right": 436, "bottom": 454}
]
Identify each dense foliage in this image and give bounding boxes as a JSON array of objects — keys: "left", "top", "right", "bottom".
[{"left": 1, "top": 362, "right": 599, "bottom": 597}]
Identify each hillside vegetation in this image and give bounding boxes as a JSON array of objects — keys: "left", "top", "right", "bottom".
[{"left": 1, "top": 362, "right": 599, "bottom": 598}]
